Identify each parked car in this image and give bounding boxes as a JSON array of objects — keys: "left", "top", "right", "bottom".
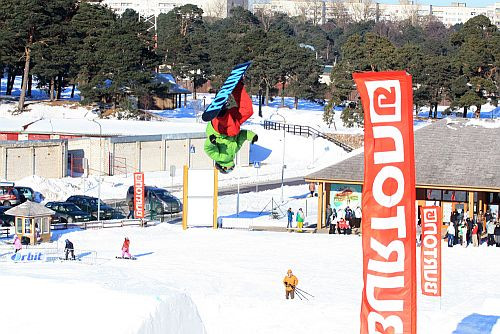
[
  {"left": 15, "top": 186, "right": 45, "bottom": 203},
  {"left": 0, "top": 206, "right": 14, "bottom": 227},
  {"left": 45, "top": 202, "right": 93, "bottom": 224},
  {"left": 126, "top": 186, "right": 182, "bottom": 215},
  {"left": 66, "top": 195, "right": 121, "bottom": 220},
  {"left": 0, "top": 182, "right": 22, "bottom": 207}
]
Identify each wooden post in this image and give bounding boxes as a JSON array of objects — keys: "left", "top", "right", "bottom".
[
  {"left": 468, "top": 191, "right": 474, "bottom": 220},
  {"left": 182, "top": 165, "right": 188, "bottom": 230},
  {"left": 213, "top": 168, "right": 218, "bottom": 229},
  {"left": 317, "top": 183, "right": 324, "bottom": 229}
]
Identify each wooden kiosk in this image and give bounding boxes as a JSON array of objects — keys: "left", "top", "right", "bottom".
[{"left": 6, "top": 202, "right": 54, "bottom": 245}]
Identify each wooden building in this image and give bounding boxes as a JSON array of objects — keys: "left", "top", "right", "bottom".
[
  {"left": 145, "top": 73, "right": 191, "bottom": 110},
  {"left": 305, "top": 119, "right": 500, "bottom": 230},
  {"left": 6, "top": 201, "right": 55, "bottom": 245}
]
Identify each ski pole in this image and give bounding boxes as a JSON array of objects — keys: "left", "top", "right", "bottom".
[
  {"left": 296, "top": 288, "right": 314, "bottom": 298},
  {"left": 295, "top": 289, "right": 309, "bottom": 301},
  {"left": 294, "top": 289, "right": 303, "bottom": 301}
]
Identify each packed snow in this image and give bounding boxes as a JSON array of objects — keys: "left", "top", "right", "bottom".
[{"left": 1, "top": 76, "right": 500, "bottom": 334}]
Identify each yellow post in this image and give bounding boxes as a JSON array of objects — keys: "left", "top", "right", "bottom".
[
  {"left": 468, "top": 191, "right": 474, "bottom": 220},
  {"left": 317, "top": 183, "right": 324, "bottom": 229},
  {"left": 213, "top": 168, "right": 218, "bottom": 229},
  {"left": 182, "top": 165, "right": 188, "bottom": 230}
]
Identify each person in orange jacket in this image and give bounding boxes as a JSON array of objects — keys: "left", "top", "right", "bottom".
[
  {"left": 122, "top": 237, "right": 131, "bottom": 258},
  {"left": 283, "top": 269, "right": 298, "bottom": 299}
]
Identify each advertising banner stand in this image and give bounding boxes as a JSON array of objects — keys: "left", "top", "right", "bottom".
[{"left": 354, "top": 71, "right": 417, "bottom": 334}]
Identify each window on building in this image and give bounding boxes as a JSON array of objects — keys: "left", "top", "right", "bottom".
[
  {"left": 16, "top": 218, "right": 22, "bottom": 234},
  {"left": 25, "top": 218, "right": 32, "bottom": 234},
  {"left": 426, "top": 189, "right": 441, "bottom": 200},
  {"left": 42, "top": 217, "right": 49, "bottom": 234},
  {"left": 443, "top": 190, "right": 466, "bottom": 202}
]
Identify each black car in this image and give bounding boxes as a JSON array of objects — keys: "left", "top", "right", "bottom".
[
  {"left": 66, "top": 195, "right": 121, "bottom": 220},
  {"left": 126, "top": 186, "right": 182, "bottom": 215},
  {"left": 45, "top": 202, "right": 93, "bottom": 224},
  {"left": 0, "top": 206, "right": 14, "bottom": 227}
]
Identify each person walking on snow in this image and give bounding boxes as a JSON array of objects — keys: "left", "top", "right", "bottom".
[
  {"left": 283, "top": 269, "right": 298, "bottom": 300},
  {"left": 65, "top": 239, "right": 75, "bottom": 260},
  {"left": 296, "top": 208, "right": 305, "bottom": 232},
  {"left": 204, "top": 81, "right": 258, "bottom": 174},
  {"left": 122, "top": 237, "right": 131, "bottom": 258},
  {"left": 13, "top": 235, "right": 21, "bottom": 253},
  {"left": 472, "top": 223, "right": 479, "bottom": 247},
  {"left": 486, "top": 219, "right": 496, "bottom": 246},
  {"left": 447, "top": 223, "right": 455, "bottom": 247},
  {"left": 287, "top": 208, "right": 294, "bottom": 229}
]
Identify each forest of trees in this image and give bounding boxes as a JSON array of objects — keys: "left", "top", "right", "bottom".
[{"left": 0, "top": 1, "right": 498, "bottom": 125}]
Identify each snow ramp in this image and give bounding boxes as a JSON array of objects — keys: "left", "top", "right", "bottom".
[{"left": 1, "top": 275, "right": 206, "bottom": 334}]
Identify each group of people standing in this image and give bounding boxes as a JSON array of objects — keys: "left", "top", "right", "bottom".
[
  {"left": 325, "top": 204, "right": 361, "bottom": 235},
  {"left": 445, "top": 209, "right": 500, "bottom": 247}
]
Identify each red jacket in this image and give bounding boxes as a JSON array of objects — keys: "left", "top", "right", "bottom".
[
  {"left": 122, "top": 239, "right": 130, "bottom": 251},
  {"left": 472, "top": 225, "right": 478, "bottom": 235},
  {"left": 211, "top": 82, "right": 253, "bottom": 137}
]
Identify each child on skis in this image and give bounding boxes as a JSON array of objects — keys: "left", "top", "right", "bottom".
[
  {"left": 204, "top": 81, "right": 258, "bottom": 174},
  {"left": 13, "top": 235, "right": 21, "bottom": 253},
  {"left": 65, "top": 239, "right": 76, "bottom": 260}
]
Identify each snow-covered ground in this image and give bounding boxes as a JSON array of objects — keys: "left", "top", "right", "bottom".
[{"left": 2, "top": 76, "right": 500, "bottom": 334}]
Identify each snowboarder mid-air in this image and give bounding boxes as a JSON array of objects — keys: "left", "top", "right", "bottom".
[
  {"left": 283, "top": 269, "right": 298, "bottom": 300},
  {"left": 204, "top": 81, "right": 258, "bottom": 174}
]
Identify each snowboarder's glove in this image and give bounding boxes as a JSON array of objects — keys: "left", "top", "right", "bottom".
[
  {"left": 251, "top": 134, "right": 258, "bottom": 145},
  {"left": 209, "top": 134, "right": 217, "bottom": 145}
]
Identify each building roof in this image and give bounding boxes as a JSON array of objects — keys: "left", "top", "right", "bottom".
[
  {"left": 306, "top": 119, "right": 500, "bottom": 192},
  {"left": 5, "top": 201, "right": 55, "bottom": 217},
  {"left": 154, "top": 73, "right": 191, "bottom": 94}
]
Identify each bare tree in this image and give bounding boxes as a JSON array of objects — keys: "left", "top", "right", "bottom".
[
  {"left": 399, "top": 0, "right": 420, "bottom": 25},
  {"left": 325, "top": 0, "right": 352, "bottom": 27},
  {"left": 348, "top": 0, "right": 377, "bottom": 22},
  {"left": 204, "top": 0, "right": 227, "bottom": 19},
  {"left": 294, "top": 0, "right": 324, "bottom": 25},
  {"left": 254, "top": 8, "right": 274, "bottom": 32}
]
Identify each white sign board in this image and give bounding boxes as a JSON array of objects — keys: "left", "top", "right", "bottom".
[{"left": 187, "top": 169, "right": 214, "bottom": 227}]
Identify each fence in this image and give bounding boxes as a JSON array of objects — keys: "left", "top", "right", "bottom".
[{"left": 263, "top": 120, "right": 353, "bottom": 152}]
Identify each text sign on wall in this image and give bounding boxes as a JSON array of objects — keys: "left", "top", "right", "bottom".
[
  {"left": 134, "top": 172, "right": 145, "bottom": 219},
  {"left": 353, "top": 71, "right": 417, "bottom": 334},
  {"left": 420, "top": 206, "right": 442, "bottom": 297}
]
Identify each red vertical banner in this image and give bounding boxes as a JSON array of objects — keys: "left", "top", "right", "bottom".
[
  {"left": 353, "top": 71, "right": 416, "bottom": 334},
  {"left": 133, "top": 172, "right": 145, "bottom": 219},
  {"left": 420, "top": 206, "right": 441, "bottom": 297}
]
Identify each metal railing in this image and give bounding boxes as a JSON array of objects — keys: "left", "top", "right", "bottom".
[{"left": 262, "top": 120, "right": 354, "bottom": 152}]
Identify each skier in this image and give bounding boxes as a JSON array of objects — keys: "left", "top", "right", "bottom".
[
  {"left": 283, "top": 269, "right": 298, "bottom": 300},
  {"left": 13, "top": 235, "right": 21, "bottom": 253},
  {"left": 65, "top": 239, "right": 75, "bottom": 260},
  {"left": 121, "top": 237, "right": 131, "bottom": 258},
  {"left": 287, "top": 208, "right": 294, "bottom": 229},
  {"left": 204, "top": 81, "right": 258, "bottom": 174},
  {"left": 296, "top": 208, "right": 305, "bottom": 232},
  {"left": 486, "top": 219, "right": 496, "bottom": 246}
]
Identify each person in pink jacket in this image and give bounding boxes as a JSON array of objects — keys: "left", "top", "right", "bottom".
[{"left": 13, "top": 235, "right": 22, "bottom": 253}]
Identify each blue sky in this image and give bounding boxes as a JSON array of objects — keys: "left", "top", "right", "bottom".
[{"left": 381, "top": 0, "right": 494, "bottom": 6}]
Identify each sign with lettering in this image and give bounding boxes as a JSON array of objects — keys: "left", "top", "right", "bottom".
[
  {"left": 134, "top": 172, "right": 145, "bottom": 219},
  {"left": 354, "top": 71, "right": 416, "bottom": 334},
  {"left": 420, "top": 206, "right": 441, "bottom": 297}
]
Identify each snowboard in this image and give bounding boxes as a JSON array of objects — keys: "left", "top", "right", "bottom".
[
  {"left": 58, "top": 257, "right": 81, "bottom": 261},
  {"left": 116, "top": 256, "right": 137, "bottom": 260},
  {"left": 202, "top": 61, "right": 252, "bottom": 122}
]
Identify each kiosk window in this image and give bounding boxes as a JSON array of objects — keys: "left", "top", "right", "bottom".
[
  {"left": 25, "top": 218, "right": 32, "bottom": 234},
  {"left": 16, "top": 218, "right": 22, "bottom": 234},
  {"left": 42, "top": 218, "right": 49, "bottom": 233}
]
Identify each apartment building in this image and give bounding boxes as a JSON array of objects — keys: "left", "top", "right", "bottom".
[
  {"left": 98, "top": 0, "right": 248, "bottom": 18},
  {"left": 252, "top": 1, "right": 500, "bottom": 27}
]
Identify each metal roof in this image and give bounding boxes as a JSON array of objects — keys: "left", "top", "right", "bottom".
[
  {"left": 5, "top": 201, "right": 55, "bottom": 217},
  {"left": 306, "top": 119, "right": 500, "bottom": 191}
]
